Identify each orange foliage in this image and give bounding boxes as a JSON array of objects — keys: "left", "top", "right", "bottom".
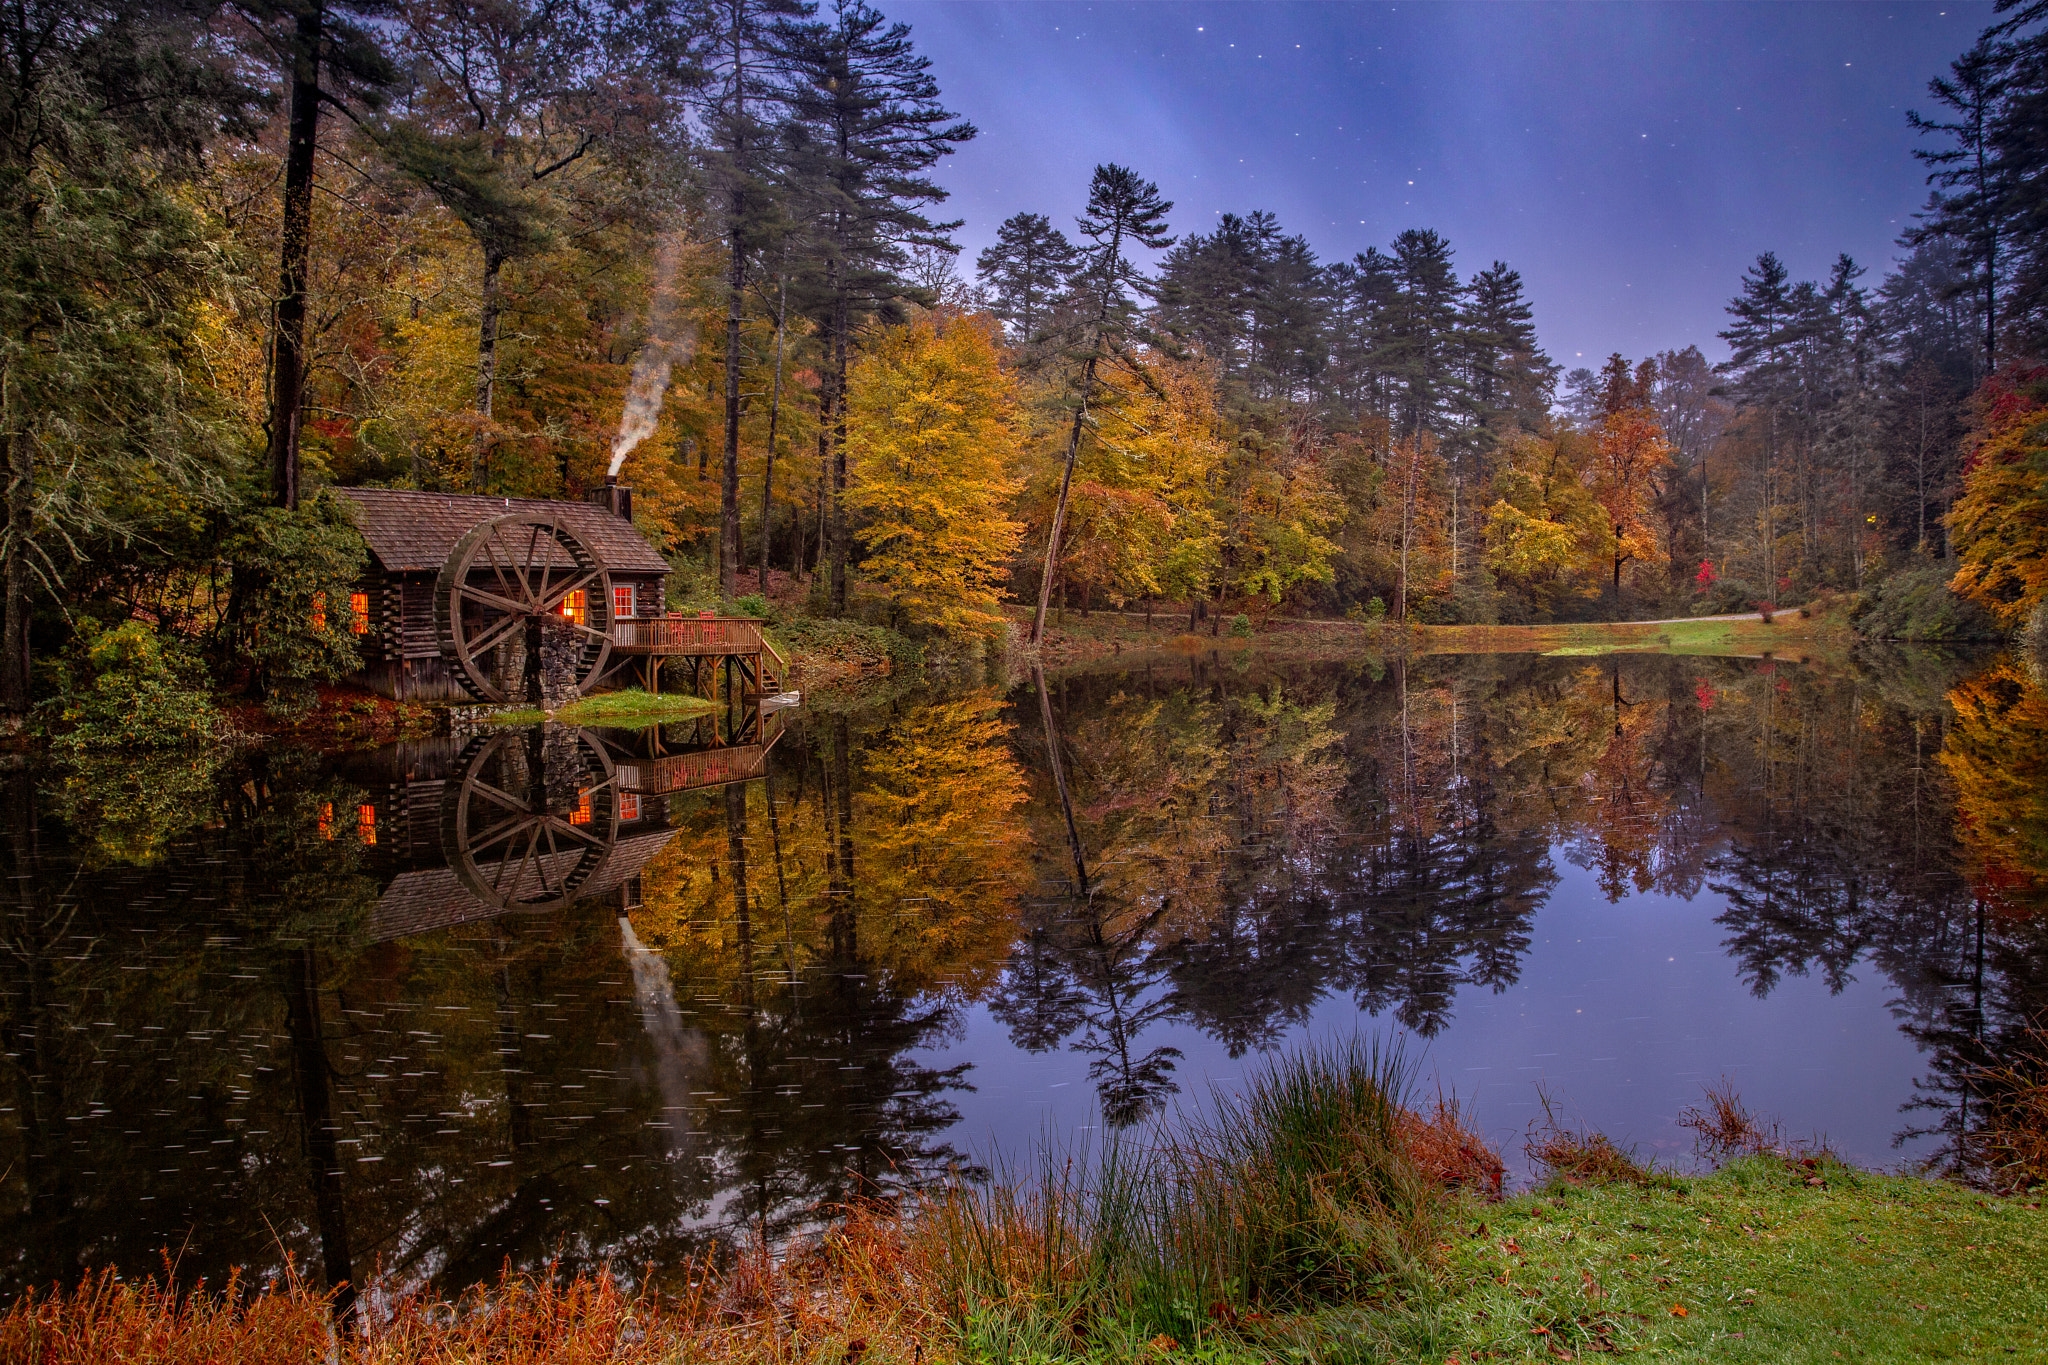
[{"left": 1949, "top": 367, "right": 2048, "bottom": 629}]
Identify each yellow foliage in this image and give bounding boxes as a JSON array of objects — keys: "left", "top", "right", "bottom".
[
  {"left": 1950, "top": 377, "right": 2048, "bottom": 630},
  {"left": 847, "top": 312, "right": 1024, "bottom": 632},
  {"left": 1050, "top": 352, "right": 1226, "bottom": 605}
]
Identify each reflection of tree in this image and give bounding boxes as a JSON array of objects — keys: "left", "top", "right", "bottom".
[{"left": 629, "top": 689, "right": 1027, "bottom": 1237}]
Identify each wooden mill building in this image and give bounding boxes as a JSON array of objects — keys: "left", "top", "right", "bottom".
[{"left": 335, "top": 486, "right": 674, "bottom": 702}]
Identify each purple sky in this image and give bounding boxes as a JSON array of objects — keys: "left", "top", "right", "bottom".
[{"left": 882, "top": 0, "right": 1992, "bottom": 369}]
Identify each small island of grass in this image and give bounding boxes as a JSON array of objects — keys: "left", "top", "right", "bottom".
[{"left": 488, "top": 688, "right": 720, "bottom": 728}]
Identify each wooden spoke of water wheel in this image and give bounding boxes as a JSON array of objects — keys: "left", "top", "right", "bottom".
[
  {"left": 444, "top": 727, "right": 620, "bottom": 914},
  {"left": 434, "top": 511, "right": 614, "bottom": 703}
]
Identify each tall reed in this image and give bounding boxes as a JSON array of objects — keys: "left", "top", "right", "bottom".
[{"left": 906, "top": 1036, "right": 1465, "bottom": 1351}]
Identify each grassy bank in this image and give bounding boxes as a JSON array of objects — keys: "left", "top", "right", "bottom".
[
  {"left": 1420, "top": 605, "right": 1857, "bottom": 664},
  {"left": 7, "top": 1046, "right": 2041, "bottom": 1363}
]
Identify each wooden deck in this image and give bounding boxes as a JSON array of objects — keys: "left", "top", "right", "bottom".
[{"left": 607, "top": 614, "right": 790, "bottom": 695}]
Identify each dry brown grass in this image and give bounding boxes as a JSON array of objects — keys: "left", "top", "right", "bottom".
[
  {"left": 1524, "top": 1089, "right": 1659, "bottom": 1186},
  {"left": 1964, "top": 1026, "right": 2048, "bottom": 1193}
]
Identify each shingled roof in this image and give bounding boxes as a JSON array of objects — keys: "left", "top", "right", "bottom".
[{"left": 334, "top": 488, "right": 672, "bottom": 576}]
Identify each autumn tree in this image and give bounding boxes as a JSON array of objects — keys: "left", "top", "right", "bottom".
[
  {"left": 1037, "top": 349, "right": 1225, "bottom": 614},
  {"left": 1949, "top": 367, "right": 2048, "bottom": 629},
  {"left": 845, "top": 312, "right": 1022, "bottom": 633},
  {"left": 385, "top": 0, "right": 653, "bottom": 487},
  {"left": 1589, "top": 384, "right": 1671, "bottom": 597}
]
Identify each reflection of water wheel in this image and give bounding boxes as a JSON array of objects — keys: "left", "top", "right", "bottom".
[
  {"left": 435, "top": 512, "right": 613, "bottom": 704},
  {"left": 443, "top": 727, "right": 619, "bottom": 913}
]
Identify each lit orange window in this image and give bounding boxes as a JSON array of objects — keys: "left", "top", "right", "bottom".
[
  {"left": 318, "top": 803, "right": 334, "bottom": 840},
  {"left": 349, "top": 591, "right": 370, "bottom": 635},
  {"left": 612, "top": 584, "right": 635, "bottom": 620},
  {"left": 570, "top": 789, "right": 592, "bottom": 825},
  {"left": 357, "top": 803, "right": 377, "bottom": 846},
  {"left": 561, "top": 590, "right": 587, "bottom": 626},
  {"left": 618, "top": 792, "right": 640, "bottom": 822},
  {"left": 310, "top": 592, "right": 327, "bottom": 632}
]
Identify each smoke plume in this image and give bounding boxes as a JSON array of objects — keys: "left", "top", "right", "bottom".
[
  {"left": 619, "top": 914, "right": 706, "bottom": 1155},
  {"left": 608, "top": 241, "right": 696, "bottom": 479}
]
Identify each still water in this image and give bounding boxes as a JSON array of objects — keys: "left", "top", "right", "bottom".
[{"left": 1, "top": 648, "right": 2035, "bottom": 1301}]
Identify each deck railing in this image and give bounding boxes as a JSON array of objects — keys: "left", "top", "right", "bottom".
[
  {"left": 612, "top": 614, "right": 767, "bottom": 654},
  {"left": 614, "top": 745, "right": 771, "bottom": 795}
]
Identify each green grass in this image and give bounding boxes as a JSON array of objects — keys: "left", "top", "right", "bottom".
[
  {"left": 1370, "top": 1157, "right": 2048, "bottom": 1363},
  {"left": 487, "top": 688, "right": 717, "bottom": 727},
  {"left": 1424, "top": 608, "right": 1855, "bottom": 663}
]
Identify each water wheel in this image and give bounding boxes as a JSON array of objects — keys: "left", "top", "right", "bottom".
[
  {"left": 443, "top": 726, "right": 619, "bottom": 914},
  {"left": 435, "top": 511, "right": 613, "bottom": 704}
]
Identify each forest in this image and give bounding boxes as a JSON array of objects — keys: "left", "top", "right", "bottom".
[{"left": 5, "top": 0, "right": 2048, "bottom": 734}]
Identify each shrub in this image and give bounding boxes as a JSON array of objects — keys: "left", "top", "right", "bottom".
[
  {"left": 1227, "top": 612, "right": 1254, "bottom": 638},
  {"left": 220, "top": 491, "right": 370, "bottom": 707},
  {"left": 51, "top": 620, "right": 218, "bottom": 751},
  {"left": 1853, "top": 560, "right": 2003, "bottom": 641},
  {"left": 1366, "top": 596, "right": 1388, "bottom": 623},
  {"left": 728, "top": 592, "right": 775, "bottom": 623}
]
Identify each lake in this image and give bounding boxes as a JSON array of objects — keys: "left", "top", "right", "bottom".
[{"left": 2, "top": 646, "right": 2038, "bottom": 1302}]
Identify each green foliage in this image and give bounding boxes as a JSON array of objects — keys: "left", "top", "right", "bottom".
[
  {"left": 775, "top": 615, "right": 921, "bottom": 673},
  {"left": 1226, "top": 612, "right": 1254, "bottom": 638},
  {"left": 1853, "top": 561, "right": 2002, "bottom": 641},
  {"left": 50, "top": 620, "right": 218, "bottom": 751},
  {"left": 221, "top": 491, "right": 370, "bottom": 705},
  {"left": 728, "top": 592, "right": 775, "bottom": 622}
]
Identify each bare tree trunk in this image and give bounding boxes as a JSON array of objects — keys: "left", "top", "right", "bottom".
[
  {"left": 1031, "top": 352, "right": 1098, "bottom": 645},
  {"left": 266, "top": 2, "right": 321, "bottom": 512},
  {"left": 759, "top": 272, "right": 786, "bottom": 596}
]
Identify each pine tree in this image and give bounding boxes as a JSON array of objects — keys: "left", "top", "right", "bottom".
[
  {"left": 702, "top": 0, "right": 810, "bottom": 597},
  {"left": 1460, "top": 261, "right": 1555, "bottom": 460},
  {"left": 776, "top": 0, "right": 972, "bottom": 616},
  {"left": 1908, "top": 37, "right": 2005, "bottom": 371},
  {"left": 1030, "top": 163, "right": 1174, "bottom": 644},
  {"left": 976, "top": 211, "right": 1077, "bottom": 344},
  {"left": 385, "top": 0, "right": 643, "bottom": 488}
]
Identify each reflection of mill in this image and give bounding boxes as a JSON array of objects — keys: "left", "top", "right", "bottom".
[
  {"left": 345, "top": 701, "right": 784, "bottom": 942},
  {"left": 287, "top": 705, "right": 784, "bottom": 1313}
]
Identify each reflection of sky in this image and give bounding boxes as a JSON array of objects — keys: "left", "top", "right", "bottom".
[{"left": 926, "top": 855, "right": 1932, "bottom": 1182}]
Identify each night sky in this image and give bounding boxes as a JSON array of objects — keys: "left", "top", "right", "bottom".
[{"left": 883, "top": 0, "right": 1992, "bottom": 369}]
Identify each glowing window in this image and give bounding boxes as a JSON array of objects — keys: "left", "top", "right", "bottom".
[
  {"left": 570, "top": 789, "right": 593, "bottom": 826},
  {"left": 349, "top": 591, "right": 370, "bottom": 635},
  {"left": 618, "top": 792, "right": 640, "bottom": 822},
  {"left": 318, "top": 803, "right": 334, "bottom": 840},
  {"left": 612, "top": 584, "right": 635, "bottom": 620},
  {"left": 310, "top": 592, "right": 327, "bottom": 632},
  {"left": 357, "top": 803, "right": 377, "bottom": 846},
  {"left": 561, "top": 589, "right": 587, "bottom": 626}
]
